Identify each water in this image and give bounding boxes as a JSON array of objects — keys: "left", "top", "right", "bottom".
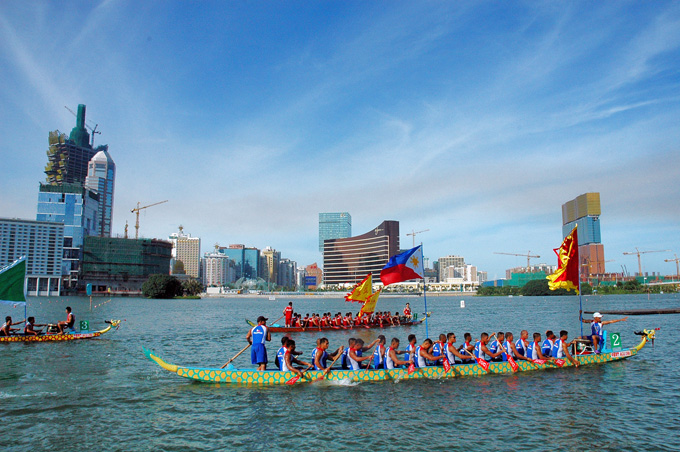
[{"left": 1, "top": 294, "right": 679, "bottom": 451}]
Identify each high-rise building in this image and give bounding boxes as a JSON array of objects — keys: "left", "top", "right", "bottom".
[
  {"left": 323, "top": 220, "right": 399, "bottom": 285},
  {"left": 261, "top": 247, "right": 281, "bottom": 287},
  {"left": 218, "top": 245, "right": 260, "bottom": 280},
  {"left": 202, "top": 252, "right": 235, "bottom": 287},
  {"left": 438, "top": 255, "right": 465, "bottom": 282},
  {"left": 277, "top": 258, "right": 297, "bottom": 289},
  {"left": 168, "top": 226, "right": 201, "bottom": 278},
  {"left": 45, "top": 105, "right": 98, "bottom": 186},
  {"left": 319, "top": 212, "right": 351, "bottom": 252},
  {"left": 561, "top": 192, "right": 605, "bottom": 277},
  {"left": 84, "top": 148, "right": 115, "bottom": 237},
  {"left": 304, "top": 263, "right": 323, "bottom": 289},
  {"left": 0, "top": 217, "right": 64, "bottom": 296},
  {"left": 36, "top": 183, "right": 99, "bottom": 290}
]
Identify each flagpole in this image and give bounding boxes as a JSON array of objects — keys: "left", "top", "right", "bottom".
[
  {"left": 577, "top": 235, "right": 583, "bottom": 337},
  {"left": 422, "top": 244, "right": 429, "bottom": 338}
]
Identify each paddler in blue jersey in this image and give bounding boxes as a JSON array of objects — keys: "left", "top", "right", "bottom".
[
  {"left": 280, "top": 340, "right": 312, "bottom": 377},
  {"left": 474, "top": 333, "right": 502, "bottom": 362},
  {"left": 505, "top": 332, "right": 531, "bottom": 361},
  {"left": 372, "top": 335, "right": 387, "bottom": 369},
  {"left": 275, "top": 337, "right": 302, "bottom": 370},
  {"left": 404, "top": 334, "right": 417, "bottom": 362},
  {"left": 487, "top": 332, "right": 507, "bottom": 362},
  {"left": 312, "top": 338, "right": 343, "bottom": 371},
  {"left": 246, "top": 316, "right": 271, "bottom": 371},
  {"left": 541, "top": 331, "right": 557, "bottom": 357},
  {"left": 514, "top": 330, "right": 529, "bottom": 357},
  {"left": 581, "top": 312, "right": 628, "bottom": 353},
  {"left": 551, "top": 330, "right": 580, "bottom": 367},
  {"left": 430, "top": 334, "right": 447, "bottom": 365},
  {"left": 384, "top": 338, "right": 412, "bottom": 369},
  {"left": 445, "top": 332, "right": 473, "bottom": 364},
  {"left": 347, "top": 339, "right": 374, "bottom": 370},
  {"left": 526, "top": 332, "right": 552, "bottom": 361},
  {"left": 415, "top": 339, "right": 442, "bottom": 368}
]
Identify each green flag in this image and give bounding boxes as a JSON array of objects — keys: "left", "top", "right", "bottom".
[{"left": 0, "top": 257, "right": 27, "bottom": 306}]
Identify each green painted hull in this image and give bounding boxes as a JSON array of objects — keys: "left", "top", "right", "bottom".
[{"left": 143, "top": 334, "right": 650, "bottom": 386}]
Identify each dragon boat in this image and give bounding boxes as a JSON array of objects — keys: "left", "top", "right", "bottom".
[
  {"left": 0, "top": 320, "right": 121, "bottom": 343},
  {"left": 143, "top": 328, "right": 655, "bottom": 386},
  {"left": 246, "top": 318, "right": 423, "bottom": 333}
]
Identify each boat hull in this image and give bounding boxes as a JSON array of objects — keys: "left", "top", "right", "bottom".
[
  {"left": 144, "top": 332, "right": 651, "bottom": 386},
  {"left": 0, "top": 320, "right": 120, "bottom": 343}
]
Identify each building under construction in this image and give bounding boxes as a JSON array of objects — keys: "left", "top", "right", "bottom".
[
  {"left": 81, "top": 236, "right": 172, "bottom": 293},
  {"left": 561, "top": 192, "right": 605, "bottom": 279}
]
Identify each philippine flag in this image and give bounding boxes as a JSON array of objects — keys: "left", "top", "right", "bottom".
[{"left": 380, "top": 245, "right": 424, "bottom": 286}]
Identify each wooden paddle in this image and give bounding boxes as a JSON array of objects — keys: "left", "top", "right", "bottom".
[
  {"left": 286, "top": 364, "right": 313, "bottom": 385},
  {"left": 490, "top": 333, "right": 519, "bottom": 372},
  {"left": 315, "top": 347, "right": 344, "bottom": 381},
  {"left": 220, "top": 344, "right": 251, "bottom": 369}
]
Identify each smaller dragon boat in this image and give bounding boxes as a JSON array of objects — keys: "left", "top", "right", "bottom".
[
  {"left": 0, "top": 320, "right": 121, "bottom": 343},
  {"left": 143, "top": 328, "right": 655, "bottom": 386},
  {"left": 245, "top": 318, "right": 423, "bottom": 333}
]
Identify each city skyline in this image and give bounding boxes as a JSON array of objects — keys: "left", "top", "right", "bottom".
[{"left": 0, "top": 2, "right": 678, "bottom": 278}]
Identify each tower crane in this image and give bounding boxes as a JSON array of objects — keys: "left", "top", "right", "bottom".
[
  {"left": 406, "top": 229, "right": 430, "bottom": 247},
  {"left": 494, "top": 251, "right": 540, "bottom": 272},
  {"left": 64, "top": 105, "right": 101, "bottom": 147},
  {"left": 665, "top": 254, "right": 680, "bottom": 279},
  {"left": 622, "top": 248, "right": 670, "bottom": 276},
  {"left": 131, "top": 200, "right": 168, "bottom": 239}
]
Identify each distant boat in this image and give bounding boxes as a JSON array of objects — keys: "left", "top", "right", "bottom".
[{"left": 269, "top": 296, "right": 276, "bottom": 301}]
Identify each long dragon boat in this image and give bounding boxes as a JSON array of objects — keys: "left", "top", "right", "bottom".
[
  {"left": 143, "top": 328, "right": 655, "bottom": 386},
  {"left": 0, "top": 320, "right": 121, "bottom": 343},
  {"left": 246, "top": 318, "right": 423, "bottom": 333}
]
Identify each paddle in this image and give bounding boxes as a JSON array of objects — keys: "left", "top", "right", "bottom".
[
  {"left": 464, "top": 347, "right": 490, "bottom": 372},
  {"left": 220, "top": 344, "right": 251, "bottom": 369},
  {"left": 315, "top": 347, "right": 344, "bottom": 381},
  {"left": 490, "top": 334, "right": 518, "bottom": 372},
  {"left": 286, "top": 365, "right": 313, "bottom": 385}
]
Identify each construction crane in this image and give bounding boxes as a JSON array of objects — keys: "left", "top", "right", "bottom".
[
  {"left": 494, "top": 251, "right": 540, "bottom": 272},
  {"left": 64, "top": 106, "right": 101, "bottom": 147},
  {"left": 622, "top": 248, "right": 670, "bottom": 276},
  {"left": 406, "top": 229, "right": 430, "bottom": 247},
  {"left": 131, "top": 200, "right": 168, "bottom": 239},
  {"left": 665, "top": 254, "right": 680, "bottom": 279}
]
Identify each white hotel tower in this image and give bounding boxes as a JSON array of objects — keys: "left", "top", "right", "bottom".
[{"left": 84, "top": 148, "right": 116, "bottom": 237}]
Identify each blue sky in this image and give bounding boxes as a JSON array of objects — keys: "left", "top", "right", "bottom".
[{"left": 1, "top": 1, "right": 679, "bottom": 279}]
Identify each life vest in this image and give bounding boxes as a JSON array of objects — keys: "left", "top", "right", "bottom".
[
  {"left": 250, "top": 325, "right": 268, "bottom": 344},
  {"left": 276, "top": 346, "right": 286, "bottom": 369},
  {"left": 515, "top": 338, "right": 527, "bottom": 356},
  {"left": 312, "top": 347, "right": 328, "bottom": 370},
  {"left": 373, "top": 344, "right": 385, "bottom": 369},
  {"left": 551, "top": 339, "right": 564, "bottom": 358}
]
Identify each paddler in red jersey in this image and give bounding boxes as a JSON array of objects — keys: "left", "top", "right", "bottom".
[
  {"left": 403, "top": 303, "right": 412, "bottom": 320},
  {"left": 283, "top": 302, "right": 293, "bottom": 327}
]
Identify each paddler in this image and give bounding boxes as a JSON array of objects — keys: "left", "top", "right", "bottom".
[
  {"left": 526, "top": 332, "right": 552, "bottom": 361},
  {"left": 551, "top": 330, "right": 580, "bottom": 367},
  {"left": 372, "top": 335, "right": 387, "bottom": 368},
  {"left": 488, "top": 332, "right": 506, "bottom": 362},
  {"left": 57, "top": 306, "right": 75, "bottom": 333},
  {"left": 403, "top": 303, "right": 412, "bottom": 320},
  {"left": 505, "top": 332, "right": 531, "bottom": 361},
  {"left": 458, "top": 332, "right": 474, "bottom": 356},
  {"left": 415, "top": 339, "right": 442, "bottom": 367},
  {"left": 1, "top": 316, "right": 24, "bottom": 336},
  {"left": 431, "top": 334, "right": 448, "bottom": 365},
  {"left": 474, "top": 333, "right": 502, "bottom": 362},
  {"left": 404, "top": 334, "right": 417, "bottom": 362},
  {"left": 385, "top": 338, "right": 412, "bottom": 369},
  {"left": 514, "top": 330, "right": 529, "bottom": 357},
  {"left": 445, "top": 333, "right": 473, "bottom": 364},
  {"left": 312, "top": 338, "right": 343, "bottom": 371},
  {"left": 280, "top": 340, "right": 312, "bottom": 377},
  {"left": 347, "top": 339, "right": 374, "bottom": 370},
  {"left": 276, "top": 337, "right": 302, "bottom": 369},
  {"left": 283, "top": 302, "right": 293, "bottom": 327},
  {"left": 246, "top": 316, "right": 271, "bottom": 371},
  {"left": 541, "top": 331, "right": 556, "bottom": 357},
  {"left": 24, "top": 316, "right": 46, "bottom": 336},
  {"left": 582, "top": 312, "right": 628, "bottom": 353}
]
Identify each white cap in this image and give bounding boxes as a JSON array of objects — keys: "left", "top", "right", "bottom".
[{"left": 593, "top": 312, "right": 602, "bottom": 318}]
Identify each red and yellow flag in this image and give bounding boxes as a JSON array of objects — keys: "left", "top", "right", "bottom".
[
  {"left": 546, "top": 225, "right": 579, "bottom": 293},
  {"left": 359, "top": 289, "right": 381, "bottom": 315},
  {"left": 345, "top": 274, "right": 373, "bottom": 303}
]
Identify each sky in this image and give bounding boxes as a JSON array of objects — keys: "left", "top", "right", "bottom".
[{"left": 1, "top": 1, "right": 679, "bottom": 279}]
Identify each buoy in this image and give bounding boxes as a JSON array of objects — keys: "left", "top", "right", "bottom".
[{"left": 460, "top": 300, "right": 465, "bottom": 308}]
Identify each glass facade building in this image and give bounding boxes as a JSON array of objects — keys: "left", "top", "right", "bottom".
[
  {"left": 319, "top": 212, "right": 351, "bottom": 252},
  {"left": 84, "top": 148, "right": 116, "bottom": 237},
  {"left": 36, "top": 183, "right": 99, "bottom": 289},
  {"left": 323, "top": 220, "right": 399, "bottom": 285},
  {"left": 219, "top": 246, "right": 260, "bottom": 280}
]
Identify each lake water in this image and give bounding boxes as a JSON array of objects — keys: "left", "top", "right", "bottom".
[{"left": 1, "top": 293, "right": 679, "bottom": 451}]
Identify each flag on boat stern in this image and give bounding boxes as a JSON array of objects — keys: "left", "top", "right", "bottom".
[
  {"left": 546, "top": 225, "right": 579, "bottom": 294},
  {"left": 380, "top": 245, "right": 424, "bottom": 286},
  {"left": 0, "top": 257, "right": 27, "bottom": 306},
  {"left": 345, "top": 274, "right": 373, "bottom": 302},
  {"left": 359, "top": 289, "right": 381, "bottom": 315}
]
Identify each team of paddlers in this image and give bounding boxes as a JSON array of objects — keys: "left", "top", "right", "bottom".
[{"left": 0, "top": 307, "right": 75, "bottom": 336}]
